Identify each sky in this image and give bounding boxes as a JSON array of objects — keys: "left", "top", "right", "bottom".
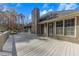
[{"left": 0, "top": 3, "right": 79, "bottom": 24}]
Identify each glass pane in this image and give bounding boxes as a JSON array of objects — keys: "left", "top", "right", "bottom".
[
  {"left": 56, "top": 27, "right": 63, "bottom": 35},
  {"left": 56, "top": 21, "right": 63, "bottom": 27},
  {"left": 64, "top": 18, "right": 75, "bottom": 36},
  {"left": 56, "top": 20, "right": 63, "bottom": 35},
  {"left": 64, "top": 27, "right": 74, "bottom": 35},
  {"left": 65, "top": 18, "right": 75, "bottom": 27}
]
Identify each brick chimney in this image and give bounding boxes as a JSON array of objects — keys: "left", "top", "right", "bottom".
[{"left": 32, "top": 8, "right": 39, "bottom": 34}]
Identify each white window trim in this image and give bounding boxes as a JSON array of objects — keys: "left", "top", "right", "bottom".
[
  {"left": 56, "top": 20, "right": 64, "bottom": 36},
  {"left": 55, "top": 21, "right": 56, "bottom": 35},
  {"left": 56, "top": 34, "right": 64, "bottom": 36},
  {"left": 47, "top": 23, "right": 48, "bottom": 36},
  {"left": 64, "top": 35, "right": 76, "bottom": 38},
  {"left": 63, "top": 20, "right": 64, "bottom": 36},
  {"left": 55, "top": 18, "right": 76, "bottom": 38},
  {"left": 74, "top": 17, "right": 77, "bottom": 37}
]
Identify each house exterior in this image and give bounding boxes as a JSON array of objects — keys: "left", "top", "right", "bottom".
[{"left": 27, "top": 8, "right": 79, "bottom": 43}]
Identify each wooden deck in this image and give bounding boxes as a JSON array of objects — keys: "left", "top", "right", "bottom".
[{"left": 14, "top": 33, "right": 79, "bottom": 56}]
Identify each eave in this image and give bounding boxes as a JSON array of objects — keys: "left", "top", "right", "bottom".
[{"left": 38, "top": 12, "right": 79, "bottom": 24}]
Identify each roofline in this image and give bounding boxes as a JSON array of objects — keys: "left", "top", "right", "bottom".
[
  {"left": 40, "top": 10, "right": 79, "bottom": 18},
  {"left": 38, "top": 12, "right": 79, "bottom": 24}
]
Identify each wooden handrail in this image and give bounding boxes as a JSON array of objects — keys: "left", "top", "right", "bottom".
[{"left": 0, "top": 31, "right": 9, "bottom": 51}]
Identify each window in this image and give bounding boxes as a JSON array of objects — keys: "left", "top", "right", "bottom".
[
  {"left": 55, "top": 18, "right": 75, "bottom": 37},
  {"left": 64, "top": 19, "right": 75, "bottom": 36},
  {"left": 56, "top": 21, "right": 63, "bottom": 35}
]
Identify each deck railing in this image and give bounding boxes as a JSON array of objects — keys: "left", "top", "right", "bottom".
[{"left": 0, "top": 31, "right": 9, "bottom": 51}]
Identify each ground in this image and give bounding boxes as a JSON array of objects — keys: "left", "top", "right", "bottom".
[
  {"left": 1, "top": 32, "right": 79, "bottom": 56},
  {"left": 14, "top": 32, "right": 79, "bottom": 56}
]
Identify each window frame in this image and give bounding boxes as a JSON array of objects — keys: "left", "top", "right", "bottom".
[
  {"left": 64, "top": 18, "right": 76, "bottom": 37},
  {"left": 55, "top": 18, "right": 76, "bottom": 38},
  {"left": 56, "top": 20, "right": 64, "bottom": 36}
]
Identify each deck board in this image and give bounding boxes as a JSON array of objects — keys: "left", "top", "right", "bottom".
[{"left": 13, "top": 33, "right": 79, "bottom": 56}]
